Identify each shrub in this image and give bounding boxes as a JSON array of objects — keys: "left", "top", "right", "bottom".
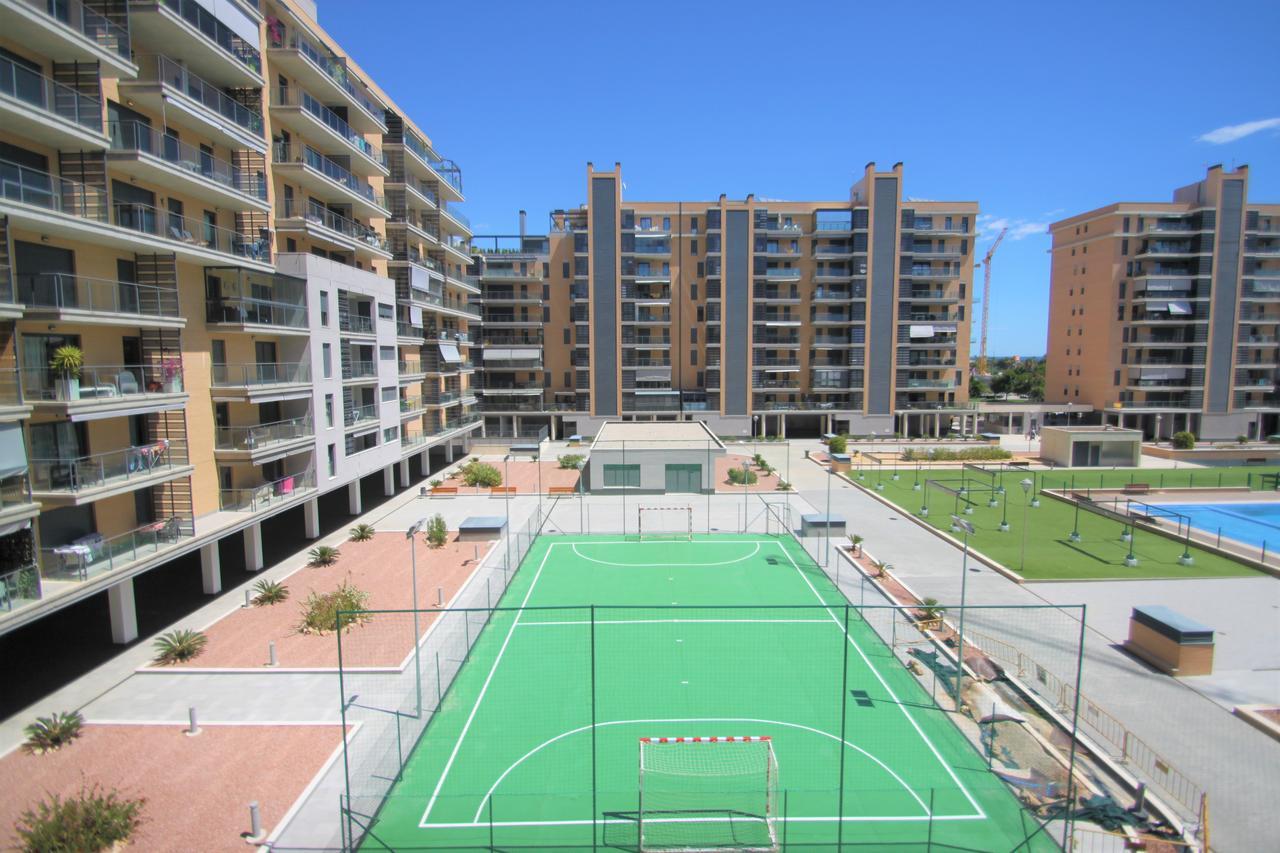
[
  {"left": 463, "top": 461, "right": 503, "bottom": 488},
  {"left": 920, "top": 597, "right": 945, "bottom": 620},
  {"left": 429, "top": 478, "right": 442, "bottom": 487},
  {"left": 827, "top": 435, "right": 848, "bottom": 455},
  {"left": 298, "top": 581, "right": 371, "bottom": 635},
  {"left": 252, "top": 579, "right": 289, "bottom": 606},
  {"left": 23, "top": 711, "right": 84, "bottom": 754},
  {"left": 348, "top": 523, "right": 376, "bottom": 542},
  {"left": 1237, "top": 434, "right": 1249, "bottom": 445},
  {"left": 775, "top": 480, "right": 793, "bottom": 491},
  {"left": 849, "top": 534, "right": 863, "bottom": 555},
  {"left": 902, "top": 446, "right": 1011, "bottom": 462},
  {"left": 727, "top": 467, "right": 758, "bottom": 486},
  {"left": 153, "top": 629, "right": 207, "bottom": 665},
  {"left": 871, "top": 560, "right": 890, "bottom": 579},
  {"left": 1172, "top": 431, "right": 1196, "bottom": 450},
  {"left": 15, "top": 783, "right": 144, "bottom": 853},
  {"left": 308, "top": 545, "right": 341, "bottom": 567},
  {"left": 426, "top": 514, "right": 449, "bottom": 548},
  {"left": 558, "top": 454, "right": 585, "bottom": 470},
  {"left": 753, "top": 453, "right": 767, "bottom": 468}
]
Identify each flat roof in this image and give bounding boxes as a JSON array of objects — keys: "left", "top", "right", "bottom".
[
  {"left": 592, "top": 420, "right": 724, "bottom": 450},
  {"left": 1041, "top": 425, "right": 1141, "bottom": 437}
]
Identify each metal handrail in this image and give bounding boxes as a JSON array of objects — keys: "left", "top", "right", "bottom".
[
  {"left": 214, "top": 416, "right": 313, "bottom": 450},
  {"left": 19, "top": 363, "right": 183, "bottom": 401},
  {"left": 16, "top": 272, "right": 180, "bottom": 317},
  {"left": 141, "top": 55, "right": 263, "bottom": 136},
  {"left": 109, "top": 121, "right": 266, "bottom": 199},
  {"left": 0, "top": 54, "right": 102, "bottom": 130},
  {"left": 29, "top": 443, "right": 181, "bottom": 492},
  {"left": 210, "top": 361, "right": 310, "bottom": 387}
]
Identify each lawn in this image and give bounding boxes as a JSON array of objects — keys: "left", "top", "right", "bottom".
[{"left": 844, "top": 463, "right": 1273, "bottom": 581}]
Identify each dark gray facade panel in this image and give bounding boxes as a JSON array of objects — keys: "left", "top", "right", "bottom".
[
  {"left": 1207, "top": 179, "right": 1244, "bottom": 413},
  {"left": 591, "top": 177, "right": 618, "bottom": 416},
  {"left": 867, "top": 177, "right": 899, "bottom": 414},
  {"left": 724, "top": 210, "right": 750, "bottom": 415}
]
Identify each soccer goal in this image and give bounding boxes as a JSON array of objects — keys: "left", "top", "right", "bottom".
[
  {"left": 637, "top": 506, "right": 694, "bottom": 540},
  {"left": 638, "top": 736, "right": 779, "bottom": 852}
]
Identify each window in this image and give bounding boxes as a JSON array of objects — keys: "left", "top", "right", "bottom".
[
  {"left": 378, "top": 302, "right": 393, "bottom": 319},
  {"left": 697, "top": 306, "right": 704, "bottom": 322},
  {"left": 543, "top": 263, "right": 549, "bottom": 278},
  {"left": 696, "top": 371, "right": 704, "bottom": 386},
  {"left": 691, "top": 216, "right": 699, "bottom": 233},
  {"left": 322, "top": 343, "right": 332, "bottom": 378},
  {"left": 381, "top": 386, "right": 396, "bottom": 402},
  {"left": 325, "top": 394, "right": 334, "bottom": 427},
  {"left": 690, "top": 349, "right": 698, "bottom": 365},
  {"left": 640, "top": 217, "right": 652, "bottom": 229},
  {"left": 1118, "top": 281, "right": 1126, "bottom": 298},
  {"left": 327, "top": 444, "right": 336, "bottom": 477},
  {"left": 691, "top": 283, "right": 698, "bottom": 300},
  {"left": 320, "top": 291, "right": 329, "bottom": 325},
  {"left": 543, "top": 284, "right": 550, "bottom": 301},
  {"left": 662, "top": 216, "right": 670, "bottom": 231},
  {"left": 690, "top": 239, "right": 698, "bottom": 255},
  {"left": 697, "top": 262, "right": 704, "bottom": 278},
  {"left": 563, "top": 328, "right": 571, "bottom": 344},
  {"left": 383, "top": 426, "right": 398, "bottom": 442},
  {"left": 380, "top": 346, "right": 394, "bottom": 360},
  {"left": 564, "top": 370, "right": 571, "bottom": 387},
  {"left": 1121, "top": 239, "right": 1128, "bottom": 255},
  {"left": 1117, "top": 305, "right": 1125, "bottom": 321},
  {"left": 690, "top": 327, "right": 698, "bottom": 343},
  {"left": 562, "top": 261, "right": 570, "bottom": 278},
  {"left": 603, "top": 464, "right": 640, "bottom": 487},
  {"left": 1123, "top": 217, "right": 1130, "bottom": 232},
  {"left": 543, "top": 306, "right": 550, "bottom": 323}
]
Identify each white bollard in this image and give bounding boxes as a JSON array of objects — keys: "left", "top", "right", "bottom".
[
  {"left": 249, "top": 801, "right": 262, "bottom": 840},
  {"left": 186, "top": 706, "right": 201, "bottom": 736},
  {"left": 244, "top": 589, "right": 252, "bottom": 608},
  {"left": 436, "top": 586, "right": 444, "bottom": 607},
  {"left": 267, "top": 641, "right": 278, "bottom": 667}
]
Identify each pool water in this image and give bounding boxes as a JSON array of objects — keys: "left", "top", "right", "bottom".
[{"left": 1151, "top": 502, "right": 1280, "bottom": 550}]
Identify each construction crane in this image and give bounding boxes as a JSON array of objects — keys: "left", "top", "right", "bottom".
[{"left": 974, "top": 227, "right": 1008, "bottom": 377}]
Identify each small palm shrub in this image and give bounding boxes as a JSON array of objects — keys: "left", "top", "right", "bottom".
[
  {"left": 298, "top": 581, "right": 371, "bottom": 635},
  {"left": 871, "top": 560, "right": 890, "bottom": 579},
  {"left": 727, "top": 467, "right": 758, "bottom": 486},
  {"left": 920, "top": 597, "right": 945, "bottom": 620},
  {"left": 1172, "top": 431, "right": 1196, "bottom": 450},
  {"left": 426, "top": 514, "right": 449, "bottom": 548},
  {"left": 753, "top": 453, "right": 767, "bottom": 468},
  {"left": 153, "top": 629, "right": 207, "bottom": 664},
  {"left": 462, "top": 461, "right": 502, "bottom": 488},
  {"left": 849, "top": 534, "right": 864, "bottom": 555},
  {"left": 23, "top": 711, "right": 84, "bottom": 754},
  {"left": 308, "top": 545, "right": 341, "bottom": 567},
  {"left": 558, "top": 454, "right": 585, "bottom": 470},
  {"left": 15, "top": 783, "right": 144, "bottom": 853},
  {"left": 775, "top": 480, "right": 793, "bottom": 491},
  {"left": 349, "top": 523, "right": 376, "bottom": 542},
  {"left": 252, "top": 579, "right": 289, "bottom": 606},
  {"left": 429, "top": 478, "right": 442, "bottom": 487},
  {"left": 827, "top": 435, "right": 848, "bottom": 454}
]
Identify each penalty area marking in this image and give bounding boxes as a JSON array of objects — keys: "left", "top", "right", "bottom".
[{"left": 569, "top": 541, "right": 762, "bottom": 567}]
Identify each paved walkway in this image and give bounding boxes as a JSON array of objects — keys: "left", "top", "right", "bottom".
[{"left": 783, "top": 440, "right": 1280, "bottom": 853}]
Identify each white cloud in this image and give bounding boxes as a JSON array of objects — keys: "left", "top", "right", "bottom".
[
  {"left": 1197, "top": 117, "right": 1280, "bottom": 145},
  {"left": 977, "top": 214, "right": 1048, "bottom": 242}
]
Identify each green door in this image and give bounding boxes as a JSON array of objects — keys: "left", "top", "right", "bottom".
[{"left": 665, "top": 463, "right": 701, "bottom": 493}]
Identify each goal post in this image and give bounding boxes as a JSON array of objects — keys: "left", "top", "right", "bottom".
[
  {"left": 638, "top": 736, "right": 779, "bottom": 852},
  {"left": 637, "top": 506, "right": 694, "bottom": 540}
]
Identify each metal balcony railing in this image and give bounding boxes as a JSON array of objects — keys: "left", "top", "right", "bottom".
[
  {"left": 206, "top": 295, "right": 306, "bottom": 328},
  {"left": 19, "top": 363, "right": 183, "bottom": 402},
  {"left": 16, "top": 0, "right": 131, "bottom": 58},
  {"left": 270, "top": 28, "right": 381, "bottom": 120},
  {"left": 29, "top": 443, "right": 183, "bottom": 493},
  {"left": 215, "top": 416, "right": 313, "bottom": 451},
  {"left": 157, "top": 0, "right": 261, "bottom": 75},
  {"left": 114, "top": 201, "right": 270, "bottom": 261},
  {"left": 41, "top": 515, "right": 193, "bottom": 581},
  {"left": 141, "top": 55, "right": 263, "bottom": 137},
  {"left": 344, "top": 402, "right": 379, "bottom": 426},
  {"left": 210, "top": 361, "right": 310, "bottom": 387},
  {"left": 219, "top": 469, "right": 316, "bottom": 513},
  {"left": 283, "top": 199, "right": 388, "bottom": 252},
  {"left": 0, "top": 54, "right": 103, "bottom": 131},
  {"left": 272, "top": 86, "right": 384, "bottom": 165},
  {"left": 343, "top": 359, "right": 376, "bottom": 380},
  {"left": 17, "top": 273, "right": 180, "bottom": 318},
  {"left": 109, "top": 121, "right": 266, "bottom": 199}
]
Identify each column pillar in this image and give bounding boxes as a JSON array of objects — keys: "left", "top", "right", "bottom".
[
  {"left": 420, "top": 450, "right": 430, "bottom": 475},
  {"left": 383, "top": 465, "right": 395, "bottom": 496},
  {"left": 348, "top": 480, "right": 362, "bottom": 516},
  {"left": 200, "top": 543, "right": 221, "bottom": 595},
  {"left": 781, "top": 414, "right": 787, "bottom": 439},
  {"left": 398, "top": 458, "right": 410, "bottom": 487},
  {"left": 243, "top": 522, "right": 263, "bottom": 572},
  {"left": 513, "top": 415, "right": 522, "bottom": 438},
  {"left": 304, "top": 497, "right": 320, "bottom": 539},
  {"left": 107, "top": 578, "right": 138, "bottom": 645},
  {"left": 445, "top": 442, "right": 454, "bottom": 463},
  {"left": 550, "top": 418, "right": 557, "bottom": 441}
]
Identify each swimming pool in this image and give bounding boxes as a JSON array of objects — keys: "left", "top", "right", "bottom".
[{"left": 1150, "top": 502, "right": 1280, "bottom": 550}]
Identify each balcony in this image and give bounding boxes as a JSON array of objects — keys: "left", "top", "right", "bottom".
[
  {"left": 269, "top": 86, "right": 387, "bottom": 176},
  {"left": 481, "top": 267, "right": 544, "bottom": 282},
  {"left": 40, "top": 515, "right": 194, "bottom": 583},
  {"left": 342, "top": 359, "right": 376, "bottom": 382},
  {"left": 0, "top": 54, "right": 108, "bottom": 150},
  {"left": 903, "top": 289, "right": 961, "bottom": 303},
  {"left": 340, "top": 312, "right": 376, "bottom": 335},
  {"left": 116, "top": 200, "right": 272, "bottom": 264},
  {"left": 399, "top": 359, "right": 428, "bottom": 380},
  {"left": 107, "top": 121, "right": 269, "bottom": 211},
  {"left": 210, "top": 362, "right": 311, "bottom": 400},
  {"left": 17, "top": 273, "right": 183, "bottom": 329},
  {"left": 128, "top": 0, "right": 263, "bottom": 87},
  {"left": 758, "top": 268, "right": 802, "bottom": 281},
  {"left": 394, "top": 127, "right": 464, "bottom": 201},
  {"left": 2, "top": 0, "right": 134, "bottom": 75},
  {"left": 752, "top": 286, "right": 801, "bottom": 302},
  {"left": 399, "top": 397, "right": 426, "bottom": 419},
  {"left": 0, "top": 369, "right": 27, "bottom": 420},
  {"left": 396, "top": 321, "right": 424, "bottom": 342},
  {"left": 120, "top": 55, "right": 264, "bottom": 153},
  {"left": 344, "top": 402, "right": 380, "bottom": 427},
  {"left": 905, "top": 266, "right": 960, "bottom": 280},
  {"left": 20, "top": 362, "right": 185, "bottom": 418},
  {"left": 266, "top": 28, "right": 385, "bottom": 132},
  {"left": 0, "top": 471, "right": 36, "bottom": 525},
  {"left": 812, "top": 312, "right": 855, "bottom": 325},
  {"left": 440, "top": 203, "right": 470, "bottom": 233},
  {"left": 205, "top": 295, "right": 308, "bottom": 334},
  {"left": 272, "top": 144, "right": 388, "bottom": 217},
  {"left": 29, "top": 443, "right": 189, "bottom": 504},
  {"left": 214, "top": 416, "right": 314, "bottom": 461},
  {"left": 0, "top": 561, "right": 40, "bottom": 614},
  {"left": 219, "top": 468, "right": 316, "bottom": 513},
  {"left": 278, "top": 199, "right": 391, "bottom": 259},
  {"left": 899, "top": 378, "right": 957, "bottom": 390}
]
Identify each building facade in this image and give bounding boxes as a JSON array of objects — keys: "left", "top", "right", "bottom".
[
  {"left": 471, "top": 162, "right": 979, "bottom": 441},
  {"left": 1046, "top": 166, "right": 1280, "bottom": 440},
  {"left": 0, "top": 0, "right": 478, "bottom": 641}
]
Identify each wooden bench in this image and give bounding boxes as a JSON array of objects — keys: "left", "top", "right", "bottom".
[
  {"left": 490, "top": 486, "right": 517, "bottom": 497},
  {"left": 548, "top": 485, "right": 577, "bottom": 495},
  {"left": 430, "top": 485, "right": 458, "bottom": 497},
  {"left": 1122, "top": 483, "right": 1150, "bottom": 495}
]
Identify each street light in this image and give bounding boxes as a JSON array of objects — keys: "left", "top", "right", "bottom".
[
  {"left": 998, "top": 484, "right": 1011, "bottom": 531},
  {"left": 950, "top": 515, "right": 976, "bottom": 706},
  {"left": 1069, "top": 496, "right": 1082, "bottom": 542},
  {"left": 404, "top": 517, "right": 428, "bottom": 717},
  {"left": 1018, "top": 478, "right": 1033, "bottom": 572},
  {"left": 825, "top": 462, "right": 834, "bottom": 567}
]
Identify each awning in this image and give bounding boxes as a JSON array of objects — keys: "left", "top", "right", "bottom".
[
  {"left": 483, "top": 348, "right": 540, "bottom": 361},
  {"left": 1144, "top": 279, "right": 1189, "bottom": 292},
  {"left": 909, "top": 324, "right": 935, "bottom": 338},
  {"left": 1138, "top": 367, "right": 1186, "bottom": 379},
  {"left": 438, "top": 343, "right": 462, "bottom": 363},
  {"left": 0, "top": 423, "right": 26, "bottom": 477},
  {"left": 1167, "top": 301, "right": 1192, "bottom": 315},
  {"left": 635, "top": 367, "right": 672, "bottom": 380},
  {"left": 1251, "top": 280, "right": 1280, "bottom": 293},
  {"left": 1145, "top": 302, "right": 1169, "bottom": 312},
  {"left": 410, "top": 306, "right": 423, "bottom": 325}
]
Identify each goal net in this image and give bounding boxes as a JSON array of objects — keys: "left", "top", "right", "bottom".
[
  {"left": 638, "top": 736, "right": 779, "bottom": 852},
  {"left": 637, "top": 506, "right": 694, "bottom": 540}
]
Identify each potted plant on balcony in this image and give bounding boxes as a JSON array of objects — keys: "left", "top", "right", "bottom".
[{"left": 49, "top": 345, "right": 83, "bottom": 401}]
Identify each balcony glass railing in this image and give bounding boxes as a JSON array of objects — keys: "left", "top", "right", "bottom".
[
  {"left": 343, "top": 359, "right": 376, "bottom": 380},
  {"left": 0, "top": 54, "right": 103, "bottom": 131},
  {"left": 273, "top": 143, "right": 383, "bottom": 206},
  {"left": 270, "top": 29, "right": 382, "bottom": 122},
  {"left": 440, "top": 203, "right": 470, "bottom": 229},
  {"left": 272, "top": 87, "right": 385, "bottom": 166},
  {"left": 0, "top": 561, "right": 40, "bottom": 612},
  {"left": 0, "top": 159, "right": 107, "bottom": 219},
  {"left": 284, "top": 199, "right": 389, "bottom": 251},
  {"left": 158, "top": 0, "right": 261, "bottom": 74},
  {"left": 109, "top": 121, "right": 267, "bottom": 200},
  {"left": 400, "top": 128, "right": 463, "bottom": 192},
  {"left": 210, "top": 361, "right": 310, "bottom": 387},
  {"left": 206, "top": 294, "right": 306, "bottom": 327},
  {"left": 29, "top": 443, "right": 182, "bottom": 493},
  {"left": 0, "top": 368, "right": 21, "bottom": 407},
  {"left": 214, "top": 416, "right": 313, "bottom": 450},
  {"left": 17, "top": 273, "right": 180, "bottom": 318},
  {"left": 113, "top": 201, "right": 271, "bottom": 261},
  {"left": 219, "top": 468, "right": 315, "bottom": 513},
  {"left": 396, "top": 321, "right": 424, "bottom": 339},
  {"left": 341, "top": 313, "right": 375, "bottom": 333},
  {"left": 142, "top": 55, "right": 263, "bottom": 137},
  {"left": 19, "top": 363, "right": 183, "bottom": 402},
  {"left": 17, "top": 0, "right": 131, "bottom": 58},
  {"left": 1, "top": 471, "right": 33, "bottom": 511},
  {"left": 760, "top": 268, "right": 802, "bottom": 280},
  {"left": 41, "top": 516, "right": 192, "bottom": 581},
  {"left": 344, "top": 402, "right": 379, "bottom": 425}
]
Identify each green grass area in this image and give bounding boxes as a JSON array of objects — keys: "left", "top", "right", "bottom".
[
  {"left": 847, "top": 464, "right": 1273, "bottom": 581},
  {"left": 358, "top": 535, "right": 1053, "bottom": 851}
]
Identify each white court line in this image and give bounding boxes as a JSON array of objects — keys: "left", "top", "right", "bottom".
[
  {"left": 519, "top": 619, "right": 832, "bottom": 627},
  {"left": 424, "top": 814, "right": 985, "bottom": 829},
  {"left": 571, "top": 541, "right": 761, "bottom": 566},
  {"left": 770, "top": 539, "right": 985, "bottom": 819},
  {"left": 464, "top": 716, "right": 931, "bottom": 825}
]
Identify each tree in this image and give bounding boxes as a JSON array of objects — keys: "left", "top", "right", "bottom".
[{"left": 989, "top": 359, "right": 1045, "bottom": 401}]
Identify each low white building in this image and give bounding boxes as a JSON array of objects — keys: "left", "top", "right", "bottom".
[{"left": 587, "top": 421, "right": 726, "bottom": 493}]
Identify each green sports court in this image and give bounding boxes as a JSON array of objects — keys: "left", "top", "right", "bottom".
[{"left": 348, "top": 529, "right": 1057, "bottom": 851}]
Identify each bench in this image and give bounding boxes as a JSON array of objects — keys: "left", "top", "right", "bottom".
[
  {"left": 1122, "top": 483, "right": 1150, "bottom": 495},
  {"left": 548, "top": 485, "right": 577, "bottom": 495},
  {"left": 490, "top": 486, "right": 517, "bottom": 497},
  {"left": 430, "top": 485, "right": 458, "bottom": 497}
]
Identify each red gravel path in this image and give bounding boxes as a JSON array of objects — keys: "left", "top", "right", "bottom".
[
  {"left": 715, "top": 454, "right": 785, "bottom": 493},
  {"left": 165, "top": 533, "right": 493, "bottom": 669},
  {"left": 0, "top": 723, "right": 341, "bottom": 852},
  {"left": 435, "top": 459, "right": 580, "bottom": 494}
]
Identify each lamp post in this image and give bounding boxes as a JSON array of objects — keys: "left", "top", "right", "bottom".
[
  {"left": 1018, "top": 478, "right": 1033, "bottom": 573},
  {"left": 999, "top": 483, "right": 1010, "bottom": 531},
  {"left": 1155, "top": 413, "right": 1163, "bottom": 446},
  {"left": 825, "top": 462, "right": 834, "bottom": 567},
  {"left": 1069, "top": 495, "right": 1082, "bottom": 542},
  {"left": 950, "top": 515, "right": 976, "bottom": 706},
  {"left": 404, "top": 517, "right": 428, "bottom": 717},
  {"left": 1030, "top": 470, "right": 1040, "bottom": 508}
]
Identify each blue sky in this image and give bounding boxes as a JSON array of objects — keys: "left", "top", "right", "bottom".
[{"left": 322, "top": 0, "right": 1280, "bottom": 356}]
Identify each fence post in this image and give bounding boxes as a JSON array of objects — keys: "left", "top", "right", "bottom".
[
  {"left": 926, "top": 788, "right": 935, "bottom": 850},
  {"left": 434, "top": 650, "right": 442, "bottom": 705},
  {"left": 1121, "top": 729, "right": 1129, "bottom": 763}
]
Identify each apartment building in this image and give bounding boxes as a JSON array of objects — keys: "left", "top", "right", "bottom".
[
  {"left": 0, "top": 0, "right": 477, "bottom": 646},
  {"left": 470, "top": 162, "right": 978, "bottom": 440},
  {"left": 1046, "top": 166, "right": 1280, "bottom": 440}
]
